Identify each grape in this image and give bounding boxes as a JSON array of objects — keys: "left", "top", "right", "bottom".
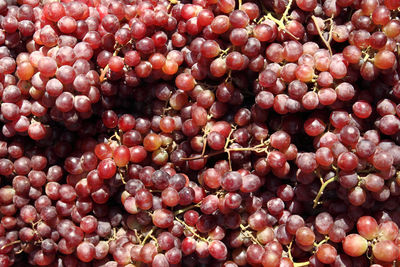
[
  {"left": 20, "top": 205, "right": 37, "bottom": 223},
  {"left": 261, "top": 250, "right": 280, "bottom": 266},
  {"left": 253, "top": 24, "right": 273, "bottom": 42},
  {"left": 374, "top": 50, "right": 396, "bottom": 70},
  {"left": 175, "top": 73, "right": 196, "bottom": 91},
  {"left": 295, "top": 226, "right": 315, "bottom": 246},
  {"left": 152, "top": 209, "right": 174, "bottom": 228},
  {"left": 220, "top": 171, "right": 242, "bottom": 191},
  {"left": 80, "top": 215, "right": 98, "bottom": 233},
  {"left": 304, "top": 117, "right": 326, "bottom": 137},
  {"left": 198, "top": 9, "right": 215, "bottom": 26},
  {"left": 140, "top": 242, "right": 158, "bottom": 263},
  {"left": 357, "top": 216, "right": 378, "bottom": 240},
  {"left": 246, "top": 244, "right": 264, "bottom": 265},
  {"left": 335, "top": 82, "right": 355, "bottom": 101},
  {"left": 372, "top": 151, "right": 394, "bottom": 171},
  {"left": 208, "top": 240, "right": 227, "bottom": 260},
  {"left": 378, "top": 115, "right": 400, "bottom": 135},
  {"left": 378, "top": 221, "right": 399, "bottom": 241},
  {"left": 226, "top": 52, "right": 245, "bottom": 70},
  {"left": 283, "top": 215, "right": 302, "bottom": 236},
  {"left": 229, "top": 10, "right": 249, "bottom": 29},
  {"left": 372, "top": 6, "right": 391, "bottom": 25},
  {"left": 342, "top": 234, "right": 368, "bottom": 257},
  {"left": 165, "top": 247, "right": 181, "bottom": 264},
  {"left": 372, "top": 240, "right": 399, "bottom": 262},
  {"left": 296, "top": 153, "right": 317, "bottom": 173},
  {"left": 76, "top": 241, "right": 96, "bottom": 262},
  {"left": 316, "top": 243, "right": 337, "bottom": 264},
  {"left": 337, "top": 152, "right": 358, "bottom": 171},
  {"left": 97, "top": 159, "right": 117, "bottom": 179},
  {"left": 364, "top": 173, "right": 384, "bottom": 192},
  {"left": 348, "top": 186, "right": 367, "bottom": 206},
  {"left": 211, "top": 15, "right": 230, "bottom": 34},
  {"left": 1, "top": 1, "right": 400, "bottom": 266},
  {"left": 241, "top": 174, "right": 261, "bottom": 193},
  {"left": 259, "top": 69, "right": 277, "bottom": 88}
]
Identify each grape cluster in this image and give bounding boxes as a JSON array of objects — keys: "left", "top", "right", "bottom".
[{"left": 1, "top": 0, "right": 400, "bottom": 266}]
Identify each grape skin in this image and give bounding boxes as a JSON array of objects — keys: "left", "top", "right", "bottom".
[{"left": 1, "top": 0, "right": 400, "bottom": 266}]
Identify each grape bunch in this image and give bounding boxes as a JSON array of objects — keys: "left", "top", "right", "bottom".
[{"left": 1, "top": 0, "right": 400, "bottom": 266}]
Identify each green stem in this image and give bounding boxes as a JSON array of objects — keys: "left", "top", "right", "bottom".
[
  {"left": 1, "top": 240, "right": 21, "bottom": 250},
  {"left": 240, "top": 225, "right": 261, "bottom": 245},
  {"left": 100, "top": 46, "right": 122, "bottom": 82},
  {"left": 175, "top": 217, "right": 209, "bottom": 243},
  {"left": 313, "top": 176, "right": 337, "bottom": 208},
  {"left": 287, "top": 240, "right": 310, "bottom": 267},
  {"left": 313, "top": 236, "right": 330, "bottom": 248},
  {"left": 266, "top": 13, "right": 285, "bottom": 29},
  {"left": 219, "top": 47, "right": 232, "bottom": 56},
  {"left": 311, "top": 15, "right": 333, "bottom": 56},
  {"left": 294, "top": 262, "right": 311, "bottom": 267},
  {"left": 180, "top": 150, "right": 225, "bottom": 161},
  {"left": 141, "top": 226, "right": 156, "bottom": 245},
  {"left": 281, "top": 0, "right": 293, "bottom": 23},
  {"left": 265, "top": 13, "right": 299, "bottom": 40},
  {"left": 181, "top": 143, "right": 268, "bottom": 162},
  {"left": 118, "top": 168, "right": 126, "bottom": 184},
  {"left": 363, "top": 54, "right": 370, "bottom": 62},
  {"left": 173, "top": 203, "right": 200, "bottom": 216}
]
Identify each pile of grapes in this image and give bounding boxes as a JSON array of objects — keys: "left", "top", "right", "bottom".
[{"left": 1, "top": 0, "right": 400, "bottom": 265}]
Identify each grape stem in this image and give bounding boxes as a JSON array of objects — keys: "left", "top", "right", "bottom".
[
  {"left": 181, "top": 124, "right": 270, "bottom": 173},
  {"left": 261, "top": 0, "right": 299, "bottom": 40},
  {"left": 294, "top": 261, "right": 311, "bottom": 267},
  {"left": 108, "top": 130, "right": 122, "bottom": 144},
  {"left": 175, "top": 217, "right": 209, "bottom": 243},
  {"left": 363, "top": 53, "right": 370, "bottom": 62},
  {"left": 118, "top": 168, "right": 127, "bottom": 184},
  {"left": 239, "top": 224, "right": 262, "bottom": 245},
  {"left": 162, "top": 96, "right": 173, "bottom": 116},
  {"left": 225, "top": 69, "right": 232, "bottom": 83},
  {"left": 281, "top": 0, "right": 293, "bottom": 23},
  {"left": 196, "top": 82, "right": 216, "bottom": 89},
  {"left": 179, "top": 120, "right": 211, "bottom": 160},
  {"left": 357, "top": 166, "right": 375, "bottom": 174},
  {"left": 265, "top": 14, "right": 299, "bottom": 40},
  {"left": 141, "top": 226, "right": 157, "bottom": 245},
  {"left": 100, "top": 46, "right": 122, "bottom": 82},
  {"left": 1, "top": 240, "right": 21, "bottom": 250},
  {"left": 173, "top": 203, "right": 201, "bottom": 216},
  {"left": 133, "top": 229, "right": 142, "bottom": 244},
  {"left": 106, "top": 228, "right": 118, "bottom": 243},
  {"left": 181, "top": 150, "right": 225, "bottom": 160},
  {"left": 311, "top": 15, "right": 333, "bottom": 56},
  {"left": 287, "top": 240, "right": 310, "bottom": 267},
  {"left": 201, "top": 125, "right": 211, "bottom": 156},
  {"left": 167, "top": 0, "right": 179, "bottom": 13},
  {"left": 225, "top": 125, "right": 236, "bottom": 171},
  {"left": 15, "top": 247, "right": 24, "bottom": 255},
  {"left": 313, "top": 175, "right": 337, "bottom": 209},
  {"left": 149, "top": 233, "right": 158, "bottom": 244},
  {"left": 220, "top": 47, "right": 232, "bottom": 57},
  {"left": 313, "top": 236, "right": 330, "bottom": 248},
  {"left": 181, "top": 141, "right": 269, "bottom": 161}
]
